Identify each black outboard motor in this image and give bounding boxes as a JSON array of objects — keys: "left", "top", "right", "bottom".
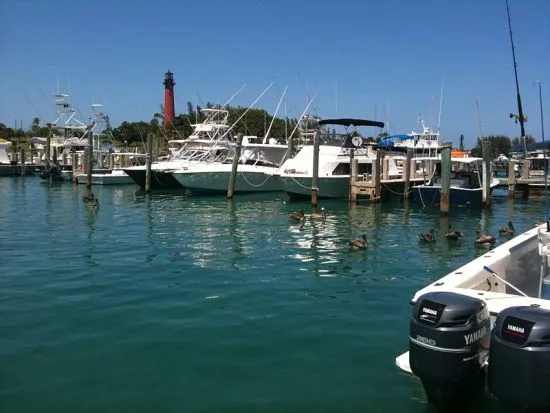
[
  {"left": 488, "top": 306, "right": 550, "bottom": 412},
  {"left": 409, "top": 291, "right": 490, "bottom": 411}
]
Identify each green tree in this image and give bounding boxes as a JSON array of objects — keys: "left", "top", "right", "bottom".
[
  {"left": 470, "top": 135, "right": 512, "bottom": 158},
  {"left": 0, "top": 123, "right": 16, "bottom": 139},
  {"left": 512, "top": 135, "right": 537, "bottom": 151}
]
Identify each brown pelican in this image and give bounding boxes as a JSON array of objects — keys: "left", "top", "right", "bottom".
[
  {"left": 82, "top": 192, "right": 95, "bottom": 202},
  {"left": 349, "top": 234, "right": 368, "bottom": 250},
  {"left": 419, "top": 228, "right": 436, "bottom": 243},
  {"left": 443, "top": 225, "right": 463, "bottom": 240},
  {"left": 498, "top": 221, "right": 515, "bottom": 236},
  {"left": 475, "top": 231, "right": 496, "bottom": 247},
  {"left": 289, "top": 209, "right": 305, "bottom": 221},
  {"left": 86, "top": 196, "right": 99, "bottom": 209}
]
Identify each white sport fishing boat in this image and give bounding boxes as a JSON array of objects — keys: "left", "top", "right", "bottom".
[
  {"left": 395, "top": 222, "right": 550, "bottom": 412},
  {"left": 169, "top": 135, "right": 287, "bottom": 194},
  {"left": 123, "top": 108, "right": 234, "bottom": 189},
  {"left": 275, "top": 117, "right": 392, "bottom": 199},
  {"left": 381, "top": 115, "right": 442, "bottom": 159}
]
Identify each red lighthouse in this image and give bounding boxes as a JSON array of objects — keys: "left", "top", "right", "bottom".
[{"left": 163, "top": 70, "right": 175, "bottom": 128}]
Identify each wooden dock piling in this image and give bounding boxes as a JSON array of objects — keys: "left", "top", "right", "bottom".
[
  {"left": 382, "top": 154, "right": 389, "bottom": 181},
  {"left": 20, "top": 149, "right": 25, "bottom": 176},
  {"left": 481, "top": 138, "right": 491, "bottom": 207},
  {"left": 403, "top": 149, "right": 413, "bottom": 199},
  {"left": 72, "top": 150, "right": 78, "bottom": 183},
  {"left": 145, "top": 132, "right": 153, "bottom": 192},
  {"left": 86, "top": 127, "right": 93, "bottom": 192},
  {"left": 508, "top": 160, "right": 516, "bottom": 195},
  {"left": 521, "top": 159, "right": 530, "bottom": 180},
  {"left": 45, "top": 134, "right": 51, "bottom": 164},
  {"left": 227, "top": 133, "right": 244, "bottom": 199},
  {"left": 311, "top": 130, "right": 319, "bottom": 208},
  {"left": 440, "top": 143, "right": 451, "bottom": 214},
  {"left": 348, "top": 149, "right": 357, "bottom": 203}
]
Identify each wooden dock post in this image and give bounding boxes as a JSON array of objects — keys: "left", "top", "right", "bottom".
[
  {"left": 86, "top": 127, "right": 93, "bottom": 192},
  {"left": 72, "top": 149, "right": 78, "bottom": 183},
  {"left": 227, "top": 133, "right": 244, "bottom": 199},
  {"left": 482, "top": 138, "right": 491, "bottom": 207},
  {"left": 373, "top": 149, "right": 381, "bottom": 201},
  {"left": 108, "top": 152, "right": 114, "bottom": 170},
  {"left": 311, "top": 130, "right": 320, "bottom": 208},
  {"left": 349, "top": 149, "right": 357, "bottom": 203},
  {"left": 19, "top": 149, "right": 25, "bottom": 176},
  {"left": 440, "top": 142, "right": 452, "bottom": 214},
  {"left": 145, "top": 132, "right": 153, "bottom": 192},
  {"left": 52, "top": 146, "right": 58, "bottom": 166},
  {"left": 403, "top": 149, "right": 413, "bottom": 199},
  {"left": 521, "top": 159, "right": 530, "bottom": 180},
  {"left": 382, "top": 154, "right": 389, "bottom": 181},
  {"left": 508, "top": 160, "right": 516, "bottom": 196},
  {"left": 45, "top": 134, "right": 51, "bottom": 165}
]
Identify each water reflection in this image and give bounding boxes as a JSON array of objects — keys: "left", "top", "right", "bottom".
[
  {"left": 84, "top": 199, "right": 99, "bottom": 267},
  {"left": 226, "top": 199, "right": 245, "bottom": 268},
  {"left": 144, "top": 194, "right": 157, "bottom": 263}
]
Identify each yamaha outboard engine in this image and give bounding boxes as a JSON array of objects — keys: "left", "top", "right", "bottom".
[
  {"left": 409, "top": 291, "right": 490, "bottom": 411},
  {"left": 489, "top": 306, "right": 550, "bottom": 412}
]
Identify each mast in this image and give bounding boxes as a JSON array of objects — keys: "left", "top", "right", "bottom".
[{"left": 506, "top": 0, "right": 528, "bottom": 156}]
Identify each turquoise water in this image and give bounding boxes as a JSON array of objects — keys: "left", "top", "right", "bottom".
[{"left": 0, "top": 177, "right": 546, "bottom": 413}]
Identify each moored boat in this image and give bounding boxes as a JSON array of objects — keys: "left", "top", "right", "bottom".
[
  {"left": 395, "top": 223, "right": 550, "bottom": 411},
  {"left": 123, "top": 108, "right": 233, "bottom": 190},
  {"left": 169, "top": 135, "right": 287, "bottom": 195},
  {"left": 276, "top": 117, "right": 392, "bottom": 200},
  {"left": 411, "top": 157, "right": 500, "bottom": 207}
]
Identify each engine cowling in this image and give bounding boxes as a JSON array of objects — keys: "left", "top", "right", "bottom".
[
  {"left": 489, "top": 305, "right": 550, "bottom": 412},
  {"left": 409, "top": 291, "right": 490, "bottom": 410}
]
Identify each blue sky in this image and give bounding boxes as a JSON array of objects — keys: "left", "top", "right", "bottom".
[{"left": 0, "top": 0, "right": 548, "bottom": 148}]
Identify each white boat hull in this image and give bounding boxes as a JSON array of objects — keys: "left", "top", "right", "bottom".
[
  {"left": 76, "top": 170, "right": 135, "bottom": 185},
  {"left": 277, "top": 174, "right": 350, "bottom": 199},
  {"left": 172, "top": 164, "right": 281, "bottom": 194},
  {"left": 396, "top": 224, "right": 550, "bottom": 376}
]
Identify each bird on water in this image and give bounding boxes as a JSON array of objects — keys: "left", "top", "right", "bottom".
[
  {"left": 475, "top": 231, "right": 496, "bottom": 248},
  {"left": 443, "top": 225, "right": 463, "bottom": 240},
  {"left": 289, "top": 209, "right": 305, "bottom": 221},
  {"left": 498, "top": 221, "right": 515, "bottom": 236},
  {"left": 419, "top": 228, "right": 436, "bottom": 243},
  {"left": 349, "top": 234, "right": 368, "bottom": 250}
]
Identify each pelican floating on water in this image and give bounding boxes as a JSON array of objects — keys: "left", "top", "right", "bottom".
[
  {"left": 475, "top": 231, "right": 496, "bottom": 247},
  {"left": 498, "top": 221, "right": 515, "bottom": 236},
  {"left": 419, "top": 228, "right": 436, "bottom": 243},
  {"left": 349, "top": 234, "right": 368, "bottom": 250},
  {"left": 82, "top": 192, "right": 95, "bottom": 202},
  {"left": 289, "top": 209, "right": 305, "bottom": 221},
  {"left": 443, "top": 225, "right": 463, "bottom": 240}
]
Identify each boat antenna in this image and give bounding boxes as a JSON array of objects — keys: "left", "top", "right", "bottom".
[
  {"left": 263, "top": 85, "right": 287, "bottom": 144},
  {"left": 437, "top": 79, "right": 444, "bottom": 135},
  {"left": 506, "top": 0, "right": 528, "bottom": 157},
  {"left": 475, "top": 96, "right": 485, "bottom": 138},
  {"left": 222, "top": 84, "right": 246, "bottom": 108}
]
